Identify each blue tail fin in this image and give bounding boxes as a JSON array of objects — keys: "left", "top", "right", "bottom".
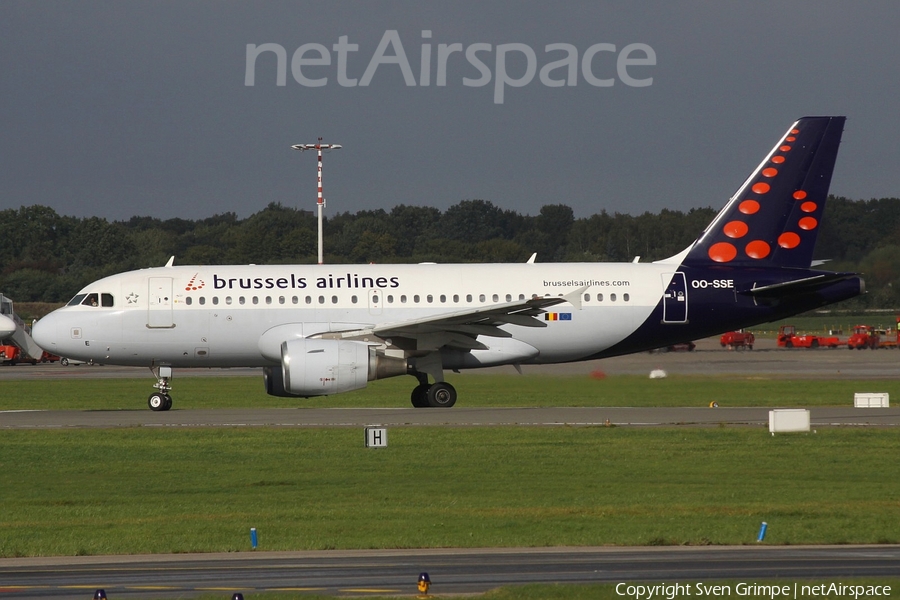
[{"left": 683, "top": 116, "right": 845, "bottom": 269}]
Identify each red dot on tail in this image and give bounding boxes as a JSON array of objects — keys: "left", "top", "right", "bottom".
[
  {"left": 709, "top": 242, "right": 737, "bottom": 263},
  {"left": 799, "top": 217, "right": 818, "bottom": 230},
  {"left": 739, "top": 200, "right": 760, "bottom": 215},
  {"left": 778, "top": 232, "right": 801, "bottom": 249},
  {"left": 745, "top": 240, "right": 771, "bottom": 259},
  {"left": 723, "top": 221, "right": 749, "bottom": 238}
]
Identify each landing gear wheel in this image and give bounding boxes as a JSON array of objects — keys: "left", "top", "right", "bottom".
[
  {"left": 426, "top": 382, "right": 457, "bottom": 408},
  {"left": 411, "top": 384, "right": 431, "bottom": 408},
  {"left": 163, "top": 394, "right": 173, "bottom": 411},
  {"left": 148, "top": 393, "right": 168, "bottom": 411}
]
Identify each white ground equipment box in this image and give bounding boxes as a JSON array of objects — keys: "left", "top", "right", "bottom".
[
  {"left": 854, "top": 392, "right": 889, "bottom": 408},
  {"left": 769, "top": 409, "right": 810, "bottom": 434}
]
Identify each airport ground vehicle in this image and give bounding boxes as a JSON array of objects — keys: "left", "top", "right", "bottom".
[
  {"left": 776, "top": 325, "right": 842, "bottom": 348},
  {"left": 0, "top": 345, "right": 58, "bottom": 365},
  {"left": 720, "top": 330, "right": 754, "bottom": 349},
  {"left": 847, "top": 325, "right": 880, "bottom": 349}
]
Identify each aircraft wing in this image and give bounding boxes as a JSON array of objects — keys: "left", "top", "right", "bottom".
[
  {"left": 318, "top": 296, "right": 572, "bottom": 352},
  {"left": 374, "top": 296, "right": 571, "bottom": 351}
]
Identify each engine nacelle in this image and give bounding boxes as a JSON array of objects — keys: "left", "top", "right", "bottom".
[{"left": 279, "top": 338, "right": 407, "bottom": 397}]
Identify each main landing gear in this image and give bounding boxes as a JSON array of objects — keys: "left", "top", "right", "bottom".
[
  {"left": 148, "top": 366, "right": 173, "bottom": 412},
  {"left": 410, "top": 373, "right": 457, "bottom": 408}
]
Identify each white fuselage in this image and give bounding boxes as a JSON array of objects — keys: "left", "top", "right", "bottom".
[{"left": 34, "top": 262, "right": 676, "bottom": 368}]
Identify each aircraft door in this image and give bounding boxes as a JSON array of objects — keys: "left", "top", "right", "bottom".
[
  {"left": 368, "top": 288, "right": 383, "bottom": 316},
  {"left": 661, "top": 272, "right": 688, "bottom": 324},
  {"left": 148, "top": 277, "right": 174, "bottom": 328}
]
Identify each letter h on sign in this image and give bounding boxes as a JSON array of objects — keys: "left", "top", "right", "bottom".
[{"left": 365, "top": 427, "right": 388, "bottom": 448}]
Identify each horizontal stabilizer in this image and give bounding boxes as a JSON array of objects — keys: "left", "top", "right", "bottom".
[{"left": 742, "top": 272, "right": 859, "bottom": 298}]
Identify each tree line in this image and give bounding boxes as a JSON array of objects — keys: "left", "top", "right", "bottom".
[{"left": 1, "top": 197, "right": 899, "bottom": 308}]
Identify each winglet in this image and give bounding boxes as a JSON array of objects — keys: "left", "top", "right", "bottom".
[
  {"left": 563, "top": 285, "right": 590, "bottom": 310},
  {"left": 164, "top": 256, "right": 175, "bottom": 268},
  {"left": 526, "top": 253, "right": 537, "bottom": 264}
]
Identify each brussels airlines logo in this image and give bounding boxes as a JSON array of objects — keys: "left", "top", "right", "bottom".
[
  {"left": 245, "top": 30, "right": 656, "bottom": 104},
  {"left": 185, "top": 274, "right": 205, "bottom": 291},
  {"left": 211, "top": 273, "right": 400, "bottom": 291}
]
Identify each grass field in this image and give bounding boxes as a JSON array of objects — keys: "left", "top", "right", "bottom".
[
  {"left": 2, "top": 373, "right": 899, "bottom": 410},
  {"left": 2, "top": 426, "right": 898, "bottom": 558}
]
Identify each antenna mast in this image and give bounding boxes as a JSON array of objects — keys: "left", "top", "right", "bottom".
[{"left": 291, "top": 138, "right": 341, "bottom": 265}]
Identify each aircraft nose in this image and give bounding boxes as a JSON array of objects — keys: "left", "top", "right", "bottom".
[
  {"left": 0, "top": 314, "right": 16, "bottom": 338},
  {"left": 31, "top": 312, "right": 59, "bottom": 351}
]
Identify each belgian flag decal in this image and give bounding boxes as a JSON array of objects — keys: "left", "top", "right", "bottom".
[{"left": 544, "top": 313, "right": 572, "bottom": 321}]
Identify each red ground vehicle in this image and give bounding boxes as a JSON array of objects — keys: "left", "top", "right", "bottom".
[
  {"left": 847, "top": 325, "right": 880, "bottom": 349},
  {"left": 777, "top": 325, "right": 842, "bottom": 348},
  {"left": 720, "top": 330, "right": 755, "bottom": 349},
  {"left": 0, "top": 345, "right": 58, "bottom": 365}
]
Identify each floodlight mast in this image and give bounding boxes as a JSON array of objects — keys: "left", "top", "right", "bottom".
[{"left": 291, "top": 138, "right": 342, "bottom": 265}]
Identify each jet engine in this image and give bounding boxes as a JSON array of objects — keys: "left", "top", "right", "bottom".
[{"left": 276, "top": 338, "right": 407, "bottom": 397}]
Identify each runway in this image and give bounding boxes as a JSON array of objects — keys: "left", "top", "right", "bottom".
[
  {"left": 2, "top": 545, "right": 899, "bottom": 599},
  {"left": 3, "top": 406, "right": 900, "bottom": 429}
]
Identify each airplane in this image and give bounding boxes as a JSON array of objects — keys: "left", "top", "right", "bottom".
[{"left": 32, "top": 116, "right": 862, "bottom": 411}]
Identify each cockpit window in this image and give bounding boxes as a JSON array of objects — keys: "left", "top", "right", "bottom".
[
  {"left": 67, "top": 294, "right": 87, "bottom": 307},
  {"left": 71, "top": 292, "right": 114, "bottom": 307},
  {"left": 82, "top": 293, "right": 100, "bottom": 307}
]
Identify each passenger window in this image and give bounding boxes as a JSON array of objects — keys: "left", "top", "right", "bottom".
[
  {"left": 414, "top": 295, "right": 420, "bottom": 303},
  {"left": 597, "top": 293, "right": 603, "bottom": 301},
  {"left": 305, "top": 296, "right": 312, "bottom": 304},
  {"left": 584, "top": 294, "right": 590, "bottom": 302},
  {"left": 186, "top": 297, "right": 193, "bottom": 306},
  {"left": 252, "top": 297, "right": 259, "bottom": 305},
  {"left": 453, "top": 294, "right": 459, "bottom": 303},
  {"left": 292, "top": 296, "right": 298, "bottom": 304},
  {"left": 199, "top": 297, "right": 206, "bottom": 305},
  {"left": 387, "top": 295, "right": 394, "bottom": 303},
  {"left": 492, "top": 294, "right": 499, "bottom": 302},
  {"left": 427, "top": 295, "right": 433, "bottom": 303},
  {"left": 352, "top": 295, "right": 358, "bottom": 304},
  {"left": 265, "top": 297, "right": 272, "bottom": 305},
  {"left": 240, "top": 297, "right": 246, "bottom": 305},
  {"left": 373, "top": 294, "right": 380, "bottom": 303},
  {"left": 279, "top": 296, "right": 285, "bottom": 304},
  {"left": 479, "top": 294, "right": 486, "bottom": 302},
  {"left": 611, "top": 293, "right": 617, "bottom": 302},
  {"left": 331, "top": 296, "right": 338, "bottom": 304},
  {"left": 519, "top": 294, "right": 525, "bottom": 300},
  {"left": 624, "top": 293, "right": 630, "bottom": 302},
  {"left": 466, "top": 294, "right": 473, "bottom": 302},
  {"left": 212, "top": 297, "right": 219, "bottom": 305},
  {"left": 506, "top": 294, "right": 512, "bottom": 302},
  {"left": 225, "top": 296, "right": 232, "bottom": 305},
  {"left": 101, "top": 293, "right": 114, "bottom": 307},
  {"left": 401, "top": 295, "right": 407, "bottom": 303},
  {"left": 318, "top": 296, "right": 325, "bottom": 304},
  {"left": 440, "top": 295, "right": 446, "bottom": 303}
]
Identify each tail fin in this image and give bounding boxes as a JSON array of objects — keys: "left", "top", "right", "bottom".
[{"left": 682, "top": 116, "right": 845, "bottom": 269}]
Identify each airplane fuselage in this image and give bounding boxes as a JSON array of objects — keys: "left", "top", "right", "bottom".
[{"left": 35, "top": 261, "right": 860, "bottom": 370}]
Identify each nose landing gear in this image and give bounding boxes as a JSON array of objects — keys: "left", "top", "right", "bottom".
[{"left": 148, "top": 366, "right": 173, "bottom": 411}]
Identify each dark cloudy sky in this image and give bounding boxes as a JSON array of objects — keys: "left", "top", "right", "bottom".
[{"left": 2, "top": 1, "right": 899, "bottom": 222}]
